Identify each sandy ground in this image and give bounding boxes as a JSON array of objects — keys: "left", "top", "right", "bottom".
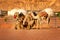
[
  {"left": 0, "top": 17, "right": 60, "bottom": 40},
  {"left": 0, "top": 28, "right": 60, "bottom": 40}
]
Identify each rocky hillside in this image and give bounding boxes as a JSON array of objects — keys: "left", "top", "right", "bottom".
[{"left": 0, "top": 0, "right": 60, "bottom": 12}]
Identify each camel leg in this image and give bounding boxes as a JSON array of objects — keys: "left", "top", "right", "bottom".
[
  {"left": 27, "top": 25, "right": 30, "bottom": 30},
  {"left": 36, "top": 20, "right": 39, "bottom": 29},
  {"left": 47, "top": 17, "right": 50, "bottom": 24}
]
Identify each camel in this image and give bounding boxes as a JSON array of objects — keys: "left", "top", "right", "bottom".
[
  {"left": 30, "top": 8, "right": 54, "bottom": 29},
  {"left": 23, "top": 12, "right": 34, "bottom": 29},
  {"left": 14, "top": 12, "right": 25, "bottom": 30}
]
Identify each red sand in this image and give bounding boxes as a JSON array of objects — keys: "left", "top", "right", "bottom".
[{"left": 0, "top": 17, "right": 60, "bottom": 40}]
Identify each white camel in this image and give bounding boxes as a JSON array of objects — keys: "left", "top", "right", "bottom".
[
  {"left": 30, "top": 8, "right": 54, "bottom": 29},
  {"left": 41, "top": 8, "right": 54, "bottom": 23},
  {"left": 8, "top": 8, "right": 27, "bottom": 16},
  {"left": 8, "top": 9, "right": 27, "bottom": 29}
]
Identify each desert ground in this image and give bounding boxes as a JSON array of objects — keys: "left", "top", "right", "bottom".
[{"left": 0, "top": 17, "right": 60, "bottom": 40}]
